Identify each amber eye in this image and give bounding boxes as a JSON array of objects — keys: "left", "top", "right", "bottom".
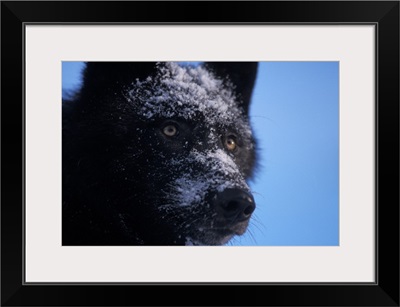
[
  {"left": 162, "top": 124, "right": 178, "bottom": 137},
  {"left": 225, "top": 136, "right": 237, "bottom": 151}
]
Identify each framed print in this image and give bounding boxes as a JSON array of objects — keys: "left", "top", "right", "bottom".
[{"left": 1, "top": 1, "right": 399, "bottom": 306}]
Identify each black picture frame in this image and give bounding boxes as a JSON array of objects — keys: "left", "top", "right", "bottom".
[{"left": 1, "top": 1, "right": 399, "bottom": 306}]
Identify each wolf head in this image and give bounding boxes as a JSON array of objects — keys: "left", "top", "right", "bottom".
[{"left": 63, "top": 62, "right": 258, "bottom": 245}]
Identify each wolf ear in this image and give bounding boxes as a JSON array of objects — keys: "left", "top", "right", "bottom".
[
  {"left": 79, "top": 62, "right": 159, "bottom": 99},
  {"left": 203, "top": 62, "right": 258, "bottom": 114}
]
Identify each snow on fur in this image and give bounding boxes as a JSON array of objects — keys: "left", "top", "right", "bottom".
[
  {"left": 168, "top": 149, "right": 250, "bottom": 207},
  {"left": 125, "top": 62, "right": 252, "bottom": 138},
  {"left": 126, "top": 62, "right": 253, "bottom": 208}
]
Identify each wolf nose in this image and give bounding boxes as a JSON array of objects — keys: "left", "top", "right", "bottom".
[{"left": 215, "top": 188, "right": 256, "bottom": 223}]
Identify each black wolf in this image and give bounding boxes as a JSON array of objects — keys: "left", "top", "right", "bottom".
[{"left": 62, "top": 62, "right": 258, "bottom": 245}]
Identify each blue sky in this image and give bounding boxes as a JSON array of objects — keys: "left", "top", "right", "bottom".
[{"left": 62, "top": 61, "right": 339, "bottom": 246}]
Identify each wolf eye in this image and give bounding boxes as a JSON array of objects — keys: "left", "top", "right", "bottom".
[
  {"left": 225, "top": 136, "right": 237, "bottom": 151},
  {"left": 162, "top": 124, "right": 178, "bottom": 137}
]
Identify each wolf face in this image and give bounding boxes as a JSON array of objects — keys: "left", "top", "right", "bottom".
[{"left": 62, "top": 62, "right": 258, "bottom": 246}]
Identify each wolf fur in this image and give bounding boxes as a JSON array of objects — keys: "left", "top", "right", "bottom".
[{"left": 62, "top": 62, "right": 258, "bottom": 245}]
